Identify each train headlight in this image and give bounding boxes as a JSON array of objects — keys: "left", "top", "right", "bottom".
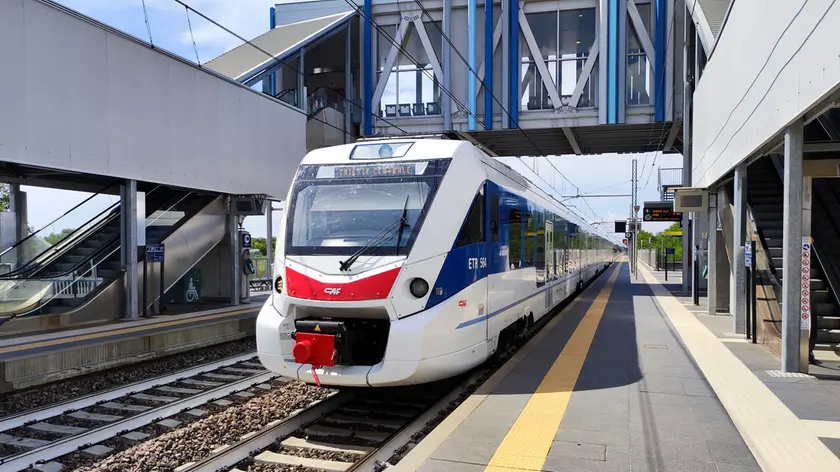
[
  {"left": 409, "top": 278, "right": 429, "bottom": 298},
  {"left": 274, "top": 276, "right": 284, "bottom": 294}
]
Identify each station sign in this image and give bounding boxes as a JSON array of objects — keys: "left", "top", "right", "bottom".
[
  {"left": 801, "top": 238, "right": 812, "bottom": 330},
  {"left": 744, "top": 243, "right": 752, "bottom": 267},
  {"left": 666, "top": 248, "right": 675, "bottom": 255},
  {"left": 643, "top": 201, "right": 683, "bottom": 222},
  {"left": 241, "top": 231, "right": 252, "bottom": 249},
  {"left": 146, "top": 244, "right": 165, "bottom": 263}
]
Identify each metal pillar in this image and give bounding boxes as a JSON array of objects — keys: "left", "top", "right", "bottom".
[
  {"left": 297, "top": 50, "right": 305, "bottom": 111},
  {"left": 681, "top": 2, "right": 694, "bottom": 296},
  {"left": 344, "top": 24, "right": 352, "bottom": 143},
  {"left": 265, "top": 203, "right": 274, "bottom": 280},
  {"left": 483, "top": 0, "right": 493, "bottom": 130},
  {"left": 501, "top": 0, "right": 510, "bottom": 129},
  {"left": 442, "top": 0, "right": 452, "bottom": 130},
  {"left": 731, "top": 163, "right": 747, "bottom": 334},
  {"left": 229, "top": 197, "right": 240, "bottom": 306},
  {"left": 362, "top": 0, "right": 372, "bottom": 135},
  {"left": 707, "top": 191, "right": 718, "bottom": 315},
  {"left": 782, "top": 120, "right": 804, "bottom": 372},
  {"left": 508, "top": 0, "right": 519, "bottom": 128},
  {"left": 8, "top": 185, "right": 26, "bottom": 266},
  {"left": 467, "top": 0, "right": 476, "bottom": 130},
  {"left": 120, "top": 180, "right": 139, "bottom": 320}
]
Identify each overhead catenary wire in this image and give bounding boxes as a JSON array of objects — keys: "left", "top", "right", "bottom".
[
  {"left": 408, "top": 0, "right": 580, "bottom": 190},
  {"left": 168, "top": 0, "right": 410, "bottom": 138},
  {"left": 336, "top": 0, "right": 489, "bottom": 133}
]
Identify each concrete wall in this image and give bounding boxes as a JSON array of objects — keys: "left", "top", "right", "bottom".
[
  {"left": 0, "top": 0, "right": 307, "bottom": 199},
  {"left": 691, "top": 0, "right": 840, "bottom": 188}
]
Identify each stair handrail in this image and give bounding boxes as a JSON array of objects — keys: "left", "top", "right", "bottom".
[
  {"left": 812, "top": 182, "right": 840, "bottom": 308},
  {"left": 307, "top": 86, "right": 345, "bottom": 116}
]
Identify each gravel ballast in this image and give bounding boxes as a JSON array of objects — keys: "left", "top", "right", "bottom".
[
  {"left": 0, "top": 338, "right": 256, "bottom": 416},
  {"left": 76, "top": 381, "right": 336, "bottom": 472}
]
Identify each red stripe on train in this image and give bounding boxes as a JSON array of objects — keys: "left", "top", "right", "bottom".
[{"left": 285, "top": 267, "right": 401, "bottom": 301}]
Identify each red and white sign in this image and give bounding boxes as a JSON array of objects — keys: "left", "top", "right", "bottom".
[{"left": 801, "top": 239, "right": 812, "bottom": 330}]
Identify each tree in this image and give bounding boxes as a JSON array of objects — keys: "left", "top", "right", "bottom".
[
  {"left": 250, "top": 237, "right": 277, "bottom": 257},
  {"left": 0, "top": 184, "right": 9, "bottom": 213},
  {"left": 44, "top": 228, "right": 75, "bottom": 246}
]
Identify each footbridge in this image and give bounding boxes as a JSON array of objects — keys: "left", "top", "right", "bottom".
[{"left": 208, "top": 0, "right": 687, "bottom": 157}]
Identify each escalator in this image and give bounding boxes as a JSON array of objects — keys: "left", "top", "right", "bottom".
[
  {"left": 0, "top": 186, "right": 229, "bottom": 328},
  {"left": 745, "top": 156, "right": 840, "bottom": 350}
]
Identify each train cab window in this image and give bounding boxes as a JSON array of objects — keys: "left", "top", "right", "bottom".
[
  {"left": 509, "top": 209, "right": 522, "bottom": 268},
  {"left": 490, "top": 194, "right": 500, "bottom": 242},
  {"left": 456, "top": 189, "right": 485, "bottom": 247}
]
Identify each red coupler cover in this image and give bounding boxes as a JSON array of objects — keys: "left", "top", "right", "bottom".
[{"left": 292, "top": 332, "right": 336, "bottom": 367}]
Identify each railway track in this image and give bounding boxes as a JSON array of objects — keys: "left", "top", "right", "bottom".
[
  {"left": 0, "top": 353, "right": 276, "bottom": 471},
  {"left": 169, "top": 267, "right": 612, "bottom": 472},
  {"left": 173, "top": 371, "right": 482, "bottom": 472}
]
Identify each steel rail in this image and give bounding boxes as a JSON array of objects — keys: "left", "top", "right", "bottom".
[
  {"left": 0, "top": 352, "right": 260, "bottom": 433},
  {"left": 1, "top": 371, "right": 276, "bottom": 471}
]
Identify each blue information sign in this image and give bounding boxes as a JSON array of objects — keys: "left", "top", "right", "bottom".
[
  {"left": 241, "top": 232, "right": 252, "bottom": 249},
  {"left": 744, "top": 243, "right": 752, "bottom": 267},
  {"left": 665, "top": 248, "right": 675, "bottom": 255},
  {"left": 147, "top": 244, "right": 165, "bottom": 262}
]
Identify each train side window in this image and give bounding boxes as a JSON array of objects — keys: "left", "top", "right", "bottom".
[
  {"left": 524, "top": 212, "right": 534, "bottom": 267},
  {"left": 456, "top": 190, "right": 484, "bottom": 247},
  {"left": 490, "top": 194, "right": 500, "bottom": 242},
  {"left": 509, "top": 209, "right": 522, "bottom": 268}
]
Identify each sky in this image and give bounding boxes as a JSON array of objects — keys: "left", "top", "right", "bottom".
[{"left": 22, "top": 0, "right": 683, "bottom": 243}]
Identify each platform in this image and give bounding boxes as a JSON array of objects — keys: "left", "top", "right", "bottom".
[
  {"left": 0, "top": 294, "right": 267, "bottom": 392},
  {"left": 397, "top": 260, "right": 840, "bottom": 472}
]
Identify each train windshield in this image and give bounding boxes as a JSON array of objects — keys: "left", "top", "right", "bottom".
[{"left": 285, "top": 160, "right": 449, "bottom": 256}]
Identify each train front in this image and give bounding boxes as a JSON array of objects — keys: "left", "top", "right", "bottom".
[{"left": 257, "top": 141, "right": 455, "bottom": 387}]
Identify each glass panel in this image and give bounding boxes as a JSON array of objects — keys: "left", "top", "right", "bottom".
[
  {"left": 627, "top": 3, "right": 652, "bottom": 105},
  {"left": 425, "top": 21, "right": 443, "bottom": 62},
  {"left": 559, "top": 8, "right": 596, "bottom": 59},
  {"left": 629, "top": 3, "right": 652, "bottom": 53},
  {"left": 377, "top": 22, "right": 441, "bottom": 117},
  {"left": 397, "top": 27, "right": 429, "bottom": 67},
  {"left": 377, "top": 25, "right": 397, "bottom": 69},
  {"left": 526, "top": 12, "right": 557, "bottom": 59}
]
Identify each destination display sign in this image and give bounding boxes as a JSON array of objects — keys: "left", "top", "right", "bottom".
[
  {"left": 335, "top": 164, "right": 416, "bottom": 178},
  {"left": 643, "top": 201, "right": 683, "bottom": 222}
]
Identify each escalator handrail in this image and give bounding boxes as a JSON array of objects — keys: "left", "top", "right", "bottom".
[
  {"left": 0, "top": 179, "right": 120, "bottom": 260},
  {"left": 0, "top": 203, "right": 121, "bottom": 279},
  {"left": 0, "top": 191, "right": 216, "bottom": 319}
]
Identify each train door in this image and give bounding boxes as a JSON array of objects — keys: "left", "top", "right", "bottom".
[
  {"left": 545, "top": 220, "right": 554, "bottom": 310},
  {"left": 486, "top": 184, "right": 500, "bottom": 353}
]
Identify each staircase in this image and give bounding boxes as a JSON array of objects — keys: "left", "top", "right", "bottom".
[
  {"left": 812, "top": 179, "right": 840, "bottom": 346},
  {"left": 747, "top": 157, "right": 840, "bottom": 350}
]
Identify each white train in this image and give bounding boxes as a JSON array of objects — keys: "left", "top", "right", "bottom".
[{"left": 257, "top": 136, "right": 620, "bottom": 387}]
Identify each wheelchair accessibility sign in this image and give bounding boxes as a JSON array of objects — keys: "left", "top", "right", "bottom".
[{"left": 185, "top": 278, "right": 199, "bottom": 303}]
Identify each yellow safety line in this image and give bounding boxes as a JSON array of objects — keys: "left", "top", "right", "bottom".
[
  {"left": 484, "top": 262, "right": 621, "bottom": 472},
  {"left": 0, "top": 307, "right": 259, "bottom": 354}
]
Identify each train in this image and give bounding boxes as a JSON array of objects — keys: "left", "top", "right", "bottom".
[{"left": 256, "top": 136, "right": 621, "bottom": 387}]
